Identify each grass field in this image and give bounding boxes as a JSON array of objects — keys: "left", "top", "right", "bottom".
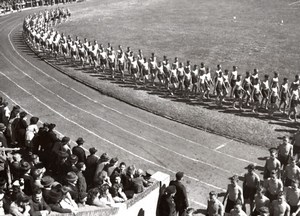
[{"left": 57, "top": 0, "right": 300, "bottom": 81}]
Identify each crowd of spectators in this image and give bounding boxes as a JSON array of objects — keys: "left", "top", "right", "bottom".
[
  {"left": 0, "top": 0, "right": 76, "bottom": 15},
  {"left": 0, "top": 96, "right": 155, "bottom": 215}
]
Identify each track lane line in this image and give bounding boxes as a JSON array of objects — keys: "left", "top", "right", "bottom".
[{"left": 8, "top": 23, "right": 262, "bottom": 166}]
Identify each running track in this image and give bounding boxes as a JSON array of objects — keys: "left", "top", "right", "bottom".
[{"left": 0, "top": 8, "right": 268, "bottom": 210}]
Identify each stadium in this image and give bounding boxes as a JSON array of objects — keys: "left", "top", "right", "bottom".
[{"left": 0, "top": 0, "right": 300, "bottom": 215}]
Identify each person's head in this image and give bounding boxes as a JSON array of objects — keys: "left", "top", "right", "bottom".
[
  {"left": 19, "top": 111, "right": 27, "bottom": 119},
  {"left": 30, "top": 154, "right": 39, "bottom": 164},
  {"left": 283, "top": 136, "right": 289, "bottom": 144},
  {"left": 217, "top": 64, "right": 221, "bottom": 70},
  {"left": 89, "top": 147, "right": 97, "bottom": 155},
  {"left": 32, "top": 168, "right": 44, "bottom": 180},
  {"left": 99, "top": 153, "right": 110, "bottom": 163},
  {"left": 119, "top": 162, "right": 126, "bottom": 172},
  {"left": 209, "top": 191, "right": 217, "bottom": 201},
  {"left": 233, "top": 65, "right": 237, "bottom": 71},
  {"left": 270, "top": 170, "right": 277, "bottom": 180},
  {"left": 269, "top": 148, "right": 277, "bottom": 158},
  {"left": 87, "top": 188, "right": 100, "bottom": 204},
  {"left": 295, "top": 75, "right": 299, "bottom": 81},
  {"left": 274, "top": 71, "right": 278, "bottom": 78},
  {"left": 16, "top": 193, "right": 30, "bottom": 208},
  {"left": 32, "top": 188, "right": 43, "bottom": 202},
  {"left": 234, "top": 199, "right": 242, "bottom": 212},
  {"left": 264, "top": 74, "right": 269, "bottom": 80},
  {"left": 110, "top": 157, "right": 118, "bottom": 166},
  {"left": 291, "top": 180, "right": 299, "bottom": 190},
  {"left": 126, "top": 165, "right": 136, "bottom": 177},
  {"left": 224, "top": 69, "right": 229, "bottom": 75},
  {"left": 98, "top": 170, "right": 108, "bottom": 182},
  {"left": 258, "top": 206, "right": 270, "bottom": 216},
  {"left": 165, "top": 185, "right": 176, "bottom": 197},
  {"left": 76, "top": 137, "right": 85, "bottom": 146},
  {"left": 283, "top": 78, "right": 288, "bottom": 84},
  {"left": 65, "top": 172, "right": 78, "bottom": 185},
  {"left": 99, "top": 183, "right": 110, "bottom": 197},
  {"left": 193, "top": 64, "right": 197, "bottom": 70},
  {"left": 246, "top": 71, "right": 250, "bottom": 77},
  {"left": 254, "top": 68, "right": 258, "bottom": 74},
  {"left": 114, "top": 175, "right": 121, "bottom": 184},
  {"left": 175, "top": 171, "right": 184, "bottom": 181},
  {"left": 206, "top": 67, "right": 210, "bottom": 74},
  {"left": 290, "top": 157, "right": 297, "bottom": 167},
  {"left": 76, "top": 162, "right": 86, "bottom": 172},
  {"left": 237, "top": 74, "right": 242, "bottom": 81},
  {"left": 247, "top": 164, "right": 255, "bottom": 174},
  {"left": 135, "top": 169, "right": 144, "bottom": 177},
  {"left": 68, "top": 154, "right": 78, "bottom": 166},
  {"left": 41, "top": 176, "right": 54, "bottom": 188},
  {"left": 61, "top": 136, "right": 70, "bottom": 145},
  {"left": 230, "top": 175, "right": 239, "bottom": 186},
  {"left": 277, "top": 192, "right": 284, "bottom": 204}
]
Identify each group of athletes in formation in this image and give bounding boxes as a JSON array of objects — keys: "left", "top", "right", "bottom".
[{"left": 22, "top": 8, "right": 300, "bottom": 122}]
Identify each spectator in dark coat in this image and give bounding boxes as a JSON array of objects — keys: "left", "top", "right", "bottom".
[
  {"left": 169, "top": 171, "right": 189, "bottom": 216},
  {"left": 50, "top": 150, "right": 69, "bottom": 182},
  {"left": 76, "top": 162, "right": 87, "bottom": 202},
  {"left": 14, "top": 111, "right": 28, "bottom": 148},
  {"left": 0, "top": 123, "right": 7, "bottom": 148},
  {"left": 110, "top": 174, "right": 127, "bottom": 203},
  {"left": 41, "top": 124, "right": 58, "bottom": 168},
  {"left": 132, "top": 169, "right": 149, "bottom": 194},
  {"left": 46, "top": 184, "right": 72, "bottom": 214},
  {"left": 122, "top": 165, "right": 136, "bottom": 199},
  {"left": 32, "top": 123, "right": 49, "bottom": 155},
  {"left": 64, "top": 154, "right": 78, "bottom": 174},
  {"left": 158, "top": 185, "right": 177, "bottom": 216},
  {"left": 64, "top": 172, "right": 79, "bottom": 202},
  {"left": 72, "top": 137, "right": 86, "bottom": 163},
  {"left": 10, "top": 107, "right": 21, "bottom": 146},
  {"left": 84, "top": 147, "right": 99, "bottom": 188},
  {"left": 10, "top": 153, "right": 22, "bottom": 181},
  {"left": 6, "top": 105, "right": 20, "bottom": 146},
  {"left": 41, "top": 176, "right": 54, "bottom": 204},
  {"left": 110, "top": 162, "right": 127, "bottom": 186},
  {"left": 29, "top": 188, "right": 51, "bottom": 216},
  {"left": 20, "top": 161, "right": 33, "bottom": 196}
]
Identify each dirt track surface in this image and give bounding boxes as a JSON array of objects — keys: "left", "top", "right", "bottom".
[{"left": 0, "top": 8, "right": 269, "bottom": 212}]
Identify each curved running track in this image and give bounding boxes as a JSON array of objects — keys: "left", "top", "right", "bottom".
[{"left": 0, "top": 8, "right": 268, "bottom": 209}]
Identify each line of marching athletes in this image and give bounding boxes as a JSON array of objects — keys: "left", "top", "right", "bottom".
[{"left": 23, "top": 10, "right": 300, "bottom": 122}]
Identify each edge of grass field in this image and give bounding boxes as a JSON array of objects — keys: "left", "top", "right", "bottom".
[{"left": 23, "top": 36, "right": 293, "bottom": 150}]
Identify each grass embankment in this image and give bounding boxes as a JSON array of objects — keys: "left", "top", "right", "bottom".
[{"left": 29, "top": 0, "right": 300, "bottom": 148}]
